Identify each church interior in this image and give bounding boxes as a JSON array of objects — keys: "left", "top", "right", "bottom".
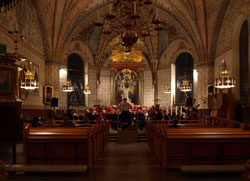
[{"left": 1, "top": 0, "right": 250, "bottom": 180}]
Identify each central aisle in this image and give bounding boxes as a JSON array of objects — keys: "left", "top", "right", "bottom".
[{"left": 86, "top": 143, "right": 170, "bottom": 181}]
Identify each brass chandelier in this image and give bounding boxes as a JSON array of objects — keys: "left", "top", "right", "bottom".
[
  {"left": 96, "top": 0, "right": 164, "bottom": 50},
  {"left": 62, "top": 80, "right": 74, "bottom": 92},
  {"left": 164, "top": 84, "right": 171, "bottom": 93},
  {"left": 83, "top": 85, "right": 91, "bottom": 94},
  {"left": 20, "top": 62, "right": 39, "bottom": 90},
  {"left": 180, "top": 76, "right": 192, "bottom": 92},
  {"left": 214, "top": 59, "right": 235, "bottom": 89}
]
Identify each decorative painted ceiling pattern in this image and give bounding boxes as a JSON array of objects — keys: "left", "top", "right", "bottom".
[{"left": 29, "top": 0, "right": 230, "bottom": 71}]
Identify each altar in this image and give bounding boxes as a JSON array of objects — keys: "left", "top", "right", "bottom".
[{"left": 109, "top": 63, "right": 146, "bottom": 105}]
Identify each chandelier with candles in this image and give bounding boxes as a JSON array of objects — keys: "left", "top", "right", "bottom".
[
  {"left": 20, "top": 62, "right": 39, "bottom": 90},
  {"left": 164, "top": 84, "right": 171, "bottom": 93},
  {"left": 179, "top": 75, "right": 192, "bottom": 92},
  {"left": 83, "top": 85, "right": 91, "bottom": 94},
  {"left": 62, "top": 80, "right": 74, "bottom": 92},
  {"left": 96, "top": 0, "right": 164, "bottom": 51},
  {"left": 214, "top": 59, "right": 235, "bottom": 89}
]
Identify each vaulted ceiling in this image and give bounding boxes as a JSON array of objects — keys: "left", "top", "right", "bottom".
[{"left": 30, "top": 0, "right": 231, "bottom": 71}]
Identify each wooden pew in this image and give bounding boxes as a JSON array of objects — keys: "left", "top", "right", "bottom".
[
  {"left": 0, "top": 160, "right": 8, "bottom": 181},
  {"left": 151, "top": 119, "right": 204, "bottom": 125},
  {"left": 23, "top": 123, "right": 103, "bottom": 169},
  {"left": 145, "top": 120, "right": 210, "bottom": 162},
  {"left": 146, "top": 120, "right": 250, "bottom": 169},
  {"left": 161, "top": 128, "right": 250, "bottom": 169}
]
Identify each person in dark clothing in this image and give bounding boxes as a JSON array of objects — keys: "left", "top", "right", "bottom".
[
  {"left": 32, "top": 117, "right": 42, "bottom": 127},
  {"left": 67, "top": 104, "right": 74, "bottom": 120},
  {"left": 154, "top": 109, "right": 163, "bottom": 120},
  {"left": 138, "top": 110, "right": 145, "bottom": 130},
  {"left": 120, "top": 98, "right": 132, "bottom": 129},
  {"left": 169, "top": 118, "right": 179, "bottom": 128}
]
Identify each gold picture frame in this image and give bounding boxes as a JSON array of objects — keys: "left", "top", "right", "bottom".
[{"left": 44, "top": 86, "right": 53, "bottom": 104}]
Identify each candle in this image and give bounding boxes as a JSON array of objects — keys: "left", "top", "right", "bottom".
[{"left": 171, "top": 106, "right": 172, "bottom": 116}]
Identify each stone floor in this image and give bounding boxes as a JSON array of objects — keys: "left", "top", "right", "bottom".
[{"left": 2, "top": 143, "right": 242, "bottom": 181}]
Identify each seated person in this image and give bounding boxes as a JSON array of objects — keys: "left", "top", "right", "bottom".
[
  {"left": 32, "top": 117, "right": 43, "bottom": 127},
  {"left": 154, "top": 109, "right": 163, "bottom": 120},
  {"left": 87, "top": 109, "right": 95, "bottom": 121},
  {"left": 67, "top": 104, "right": 74, "bottom": 120},
  {"left": 60, "top": 117, "right": 75, "bottom": 127},
  {"left": 168, "top": 118, "right": 179, "bottom": 128},
  {"left": 45, "top": 113, "right": 56, "bottom": 127}
]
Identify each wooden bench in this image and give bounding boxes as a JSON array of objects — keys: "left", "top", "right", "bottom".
[
  {"left": 5, "top": 164, "right": 87, "bottom": 173},
  {"left": 181, "top": 165, "right": 244, "bottom": 173},
  {"left": 0, "top": 160, "right": 8, "bottom": 181},
  {"left": 161, "top": 128, "right": 250, "bottom": 169},
  {"left": 146, "top": 120, "right": 250, "bottom": 169},
  {"left": 23, "top": 122, "right": 110, "bottom": 169}
]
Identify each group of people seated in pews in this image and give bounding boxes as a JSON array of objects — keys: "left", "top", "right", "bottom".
[{"left": 29, "top": 101, "right": 200, "bottom": 129}]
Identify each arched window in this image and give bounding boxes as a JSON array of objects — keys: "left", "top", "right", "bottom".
[
  {"left": 175, "top": 52, "right": 193, "bottom": 105},
  {"left": 239, "top": 20, "right": 249, "bottom": 102},
  {"left": 67, "top": 54, "right": 85, "bottom": 106}
]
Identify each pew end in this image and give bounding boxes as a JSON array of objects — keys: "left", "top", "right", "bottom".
[{"left": 0, "top": 160, "right": 8, "bottom": 181}]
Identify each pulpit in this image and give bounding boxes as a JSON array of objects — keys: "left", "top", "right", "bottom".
[{"left": 0, "top": 54, "right": 22, "bottom": 141}]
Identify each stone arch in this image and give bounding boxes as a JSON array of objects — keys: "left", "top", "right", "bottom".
[
  {"left": 159, "top": 38, "right": 197, "bottom": 68},
  {"left": 61, "top": 40, "right": 95, "bottom": 66},
  {"left": 67, "top": 53, "right": 85, "bottom": 106},
  {"left": 175, "top": 52, "right": 194, "bottom": 106},
  {"left": 232, "top": 14, "right": 248, "bottom": 100}
]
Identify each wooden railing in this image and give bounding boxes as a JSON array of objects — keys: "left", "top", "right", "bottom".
[{"left": 209, "top": 117, "right": 250, "bottom": 130}]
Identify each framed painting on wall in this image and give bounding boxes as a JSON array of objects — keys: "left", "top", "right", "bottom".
[{"left": 44, "top": 86, "right": 53, "bottom": 105}]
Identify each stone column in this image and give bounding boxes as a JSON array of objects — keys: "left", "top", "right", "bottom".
[
  {"left": 138, "top": 70, "right": 144, "bottom": 105},
  {"left": 58, "top": 65, "right": 67, "bottom": 109},
  {"left": 45, "top": 62, "right": 61, "bottom": 107},
  {"left": 197, "top": 63, "right": 214, "bottom": 109},
  {"left": 110, "top": 69, "right": 116, "bottom": 105}
]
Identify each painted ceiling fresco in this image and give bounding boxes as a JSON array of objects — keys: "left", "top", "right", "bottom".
[{"left": 28, "top": 0, "right": 231, "bottom": 70}]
